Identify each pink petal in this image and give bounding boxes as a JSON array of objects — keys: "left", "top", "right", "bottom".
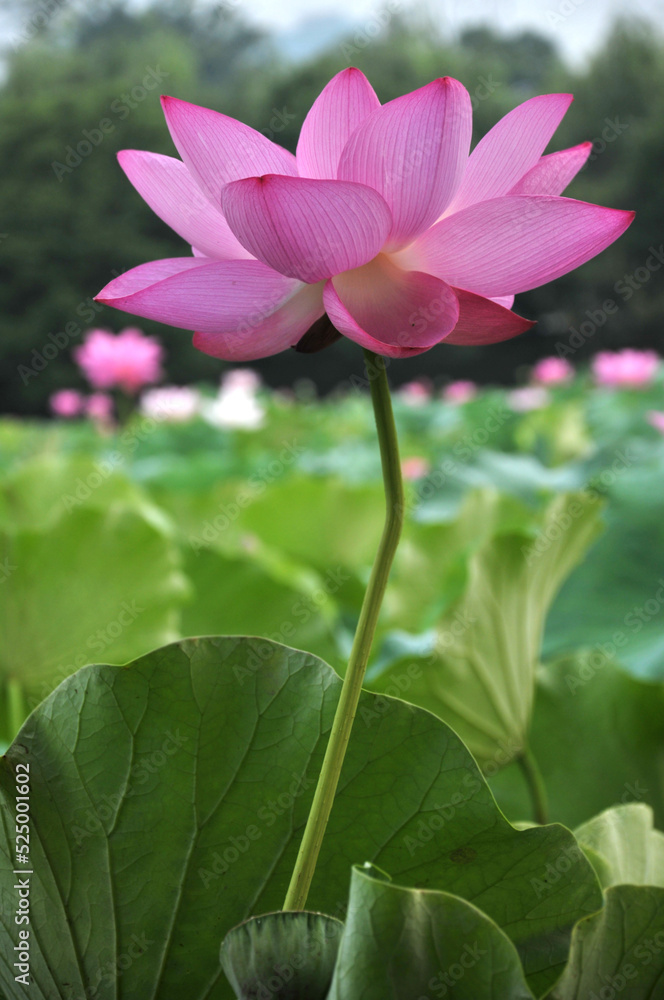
[
  {"left": 444, "top": 288, "right": 535, "bottom": 345},
  {"left": 160, "top": 96, "right": 298, "bottom": 208},
  {"left": 221, "top": 174, "right": 392, "bottom": 283},
  {"left": 509, "top": 142, "right": 592, "bottom": 196},
  {"left": 118, "top": 150, "right": 253, "bottom": 260},
  {"left": 406, "top": 195, "right": 635, "bottom": 297},
  {"left": 96, "top": 258, "right": 303, "bottom": 334},
  {"left": 491, "top": 295, "right": 515, "bottom": 309},
  {"left": 323, "top": 254, "right": 459, "bottom": 351},
  {"left": 97, "top": 258, "right": 209, "bottom": 298},
  {"left": 296, "top": 67, "right": 380, "bottom": 180},
  {"left": 323, "top": 282, "right": 428, "bottom": 357},
  {"left": 193, "top": 282, "right": 325, "bottom": 361},
  {"left": 337, "top": 77, "right": 472, "bottom": 250},
  {"left": 445, "top": 94, "right": 573, "bottom": 214}
]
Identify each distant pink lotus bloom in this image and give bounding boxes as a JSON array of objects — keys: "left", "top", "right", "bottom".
[
  {"left": 74, "top": 327, "right": 163, "bottom": 394},
  {"left": 399, "top": 379, "right": 432, "bottom": 406},
  {"left": 86, "top": 392, "right": 114, "bottom": 424},
  {"left": 96, "top": 70, "right": 633, "bottom": 361},
  {"left": 591, "top": 349, "right": 659, "bottom": 388},
  {"left": 401, "top": 456, "right": 431, "bottom": 480},
  {"left": 50, "top": 389, "right": 85, "bottom": 418},
  {"left": 508, "top": 386, "right": 550, "bottom": 412},
  {"left": 443, "top": 380, "right": 477, "bottom": 403},
  {"left": 647, "top": 411, "right": 664, "bottom": 434},
  {"left": 532, "top": 356, "right": 574, "bottom": 385}
]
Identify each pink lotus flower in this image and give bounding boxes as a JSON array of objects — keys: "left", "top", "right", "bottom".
[
  {"left": 647, "top": 411, "right": 664, "bottom": 434},
  {"left": 50, "top": 389, "right": 85, "bottom": 418},
  {"left": 401, "top": 456, "right": 431, "bottom": 480},
  {"left": 442, "top": 380, "right": 477, "bottom": 403},
  {"left": 74, "top": 327, "right": 164, "bottom": 394},
  {"left": 591, "top": 349, "right": 659, "bottom": 389},
  {"left": 531, "top": 356, "right": 574, "bottom": 385},
  {"left": 398, "top": 378, "right": 432, "bottom": 406},
  {"left": 96, "top": 70, "right": 633, "bottom": 361},
  {"left": 86, "top": 392, "right": 114, "bottom": 424},
  {"left": 507, "top": 386, "right": 550, "bottom": 412}
]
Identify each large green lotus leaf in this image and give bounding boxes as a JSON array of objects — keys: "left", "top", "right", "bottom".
[
  {"left": 545, "top": 442, "right": 664, "bottom": 680},
  {"left": 574, "top": 804, "right": 664, "bottom": 889},
  {"left": 327, "top": 865, "right": 535, "bottom": 1000},
  {"left": 150, "top": 475, "right": 381, "bottom": 623},
  {"left": 367, "top": 492, "right": 603, "bottom": 765},
  {"left": 0, "top": 453, "right": 149, "bottom": 530},
  {"left": 222, "top": 477, "right": 385, "bottom": 572},
  {"left": 0, "top": 504, "right": 187, "bottom": 718},
  {"left": 0, "top": 638, "right": 601, "bottom": 999},
  {"left": 514, "top": 401, "right": 592, "bottom": 467},
  {"left": 179, "top": 545, "right": 342, "bottom": 669},
  {"left": 489, "top": 655, "right": 664, "bottom": 829},
  {"left": 0, "top": 420, "right": 104, "bottom": 477},
  {"left": 381, "top": 488, "right": 534, "bottom": 636},
  {"left": 152, "top": 475, "right": 385, "bottom": 571},
  {"left": 548, "top": 885, "right": 664, "bottom": 999}
]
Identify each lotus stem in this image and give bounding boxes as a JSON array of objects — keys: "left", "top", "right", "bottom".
[
  {"left": 517, "top": 746, "right": 549, "bottom": 826},
  {"left": 283, "top": 350, "right": 404, "bottom": 911}
]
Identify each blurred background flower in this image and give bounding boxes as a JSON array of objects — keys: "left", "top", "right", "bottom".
[
  {"left": 202, "top": 369, "right": 265, "bottom": 430},
  {"left": 647, "top": 410, "right": 664, "bottom": 434},
  {"left": 531, "top": 357, "right": 574, "bottom": 385},
  {"left": 591, "top": 348, "right": 660, "bottom": 388},
  {"left": 399, "top": 380, "right": 432, "bottom": 407},
  {"left": 140, "top": 385, "right": 201, "bottom": 422},
  {"left": 401, "top": 456, "right": 431, "bottom": 480},
  {"left": 507, "top": 386, "right": 551, "bottom": 411},
  {"left": 49, "top": 389, "right": 85, "bottom": 418},
  {"left": 85, "top": 391, "right": 115, "bottom": 426},
  {"left": 74, "top": 327, "right": 164, "bottom": 395},
  {"left": 442, "top": 380, "right": 478, "bottom": 404}
]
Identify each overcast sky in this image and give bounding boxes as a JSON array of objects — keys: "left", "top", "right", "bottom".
[{"left": 240, "top": 0, "right": 663, "bottom": 65}]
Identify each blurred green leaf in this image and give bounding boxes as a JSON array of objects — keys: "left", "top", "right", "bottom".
[
  {"left": 368, "top": 491, "right": 603, "bottom": 765},
  {"left": 0, "top": 453, "right": 149, "bottom": 529},
  {"left": 0, "top": 503, "right": 187, "bottom": 736},
  {"left": 546, "top": 442, "right": 664, "bottom": 680},
  {"left": 490, "top": 655, "right": 664, "bottom": 829},
  {"left": 179, "top": 544, "right": 342, "bottom": 669},
  {"left": 574, "top": 804, "right": 664, "bottom": 889}
]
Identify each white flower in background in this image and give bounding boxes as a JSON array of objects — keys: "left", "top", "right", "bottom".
[
  {"left": 203, "top": 368, "right": 265, "bottom": 430},
  {"left": 140, "top": 385, "right": 201, "bottom": 422},
  {"left": 507, "top": 386, "right": 551, "bottom": 412}
]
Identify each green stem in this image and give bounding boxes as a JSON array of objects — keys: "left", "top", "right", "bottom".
[
  {"left": 7, "top": 678, "right": 27, "bottom": 741},
  {"left": 517, "top": 746, "right": 549, "bottom": 825},
  {"left": 283, "top": 350, "right": 405, "bottom": 911}
]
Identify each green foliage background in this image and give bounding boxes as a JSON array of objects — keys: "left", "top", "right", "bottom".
[{"left": 1, "top": 0, "right": 663, "bottom": 413}]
